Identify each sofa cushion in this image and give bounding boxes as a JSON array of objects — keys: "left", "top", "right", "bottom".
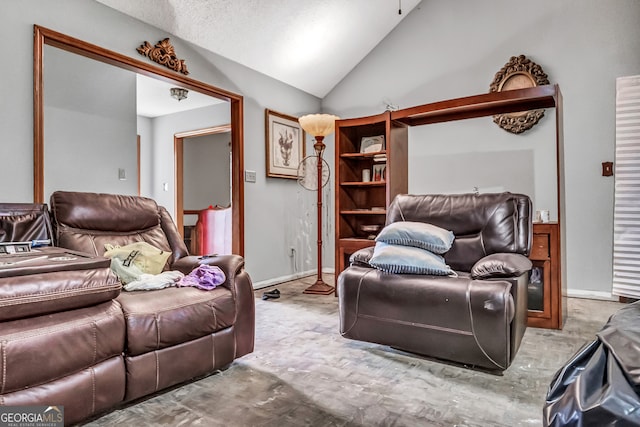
[
  {"left": 0, "top": 300, "right": 125, "bottom": 394},
  {"left": 375, "top": 221, "right": 454, "bottom": 254},
  {"left": 369, "top": 242, "right": 454, "bottom": 275},
  {"left": 117, "top": 286, "right": 236, "bottom": 357},
  {"left": 50, "top": 191, "right": 188, "bottom": 265},
  {"left": 51, "top": 191, "right": 161, "bottom": 233}
]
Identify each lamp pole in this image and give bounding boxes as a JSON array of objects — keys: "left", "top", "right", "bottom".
[
  {"left": 298, "top": 113, "right": 339, "bottom": 295},
  {"left": 303, "top": 135, "right": 334, "bottom": 295}
]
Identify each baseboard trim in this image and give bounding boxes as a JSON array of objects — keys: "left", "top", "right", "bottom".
[
  {"left": 253, "top": 268, "right": 336, "bottom": 290},
  {"left": 567, "top": 289, "right": 617, "bottom": 301}
]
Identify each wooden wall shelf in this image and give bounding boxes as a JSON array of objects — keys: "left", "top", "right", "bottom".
[
  {"left": 391, "top": 85, "right": 559, "bottom": 126},
  {"left": 334, "top": 112, "right": 408, "bottom": 275}
]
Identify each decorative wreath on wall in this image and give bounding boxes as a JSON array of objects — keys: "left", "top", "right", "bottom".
[{"left": 489, "top": 55, "right": 549, "bottom": 134}]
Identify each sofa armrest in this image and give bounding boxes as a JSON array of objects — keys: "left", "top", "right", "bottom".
[
  {"left": 172, "top": 254, "right": 255, "bottom": 358},
  {"left": 172, "top": 255, "right": 245, "bottom": 289},
  {"left": 349, "top": 246, "right": 375, "bottom": 267},
  {"left": 471, "top": 253, "right": 532, "bottom": 279}
]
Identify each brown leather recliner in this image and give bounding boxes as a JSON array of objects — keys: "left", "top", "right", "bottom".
[
  {"left": 49, "top": 191, "right": 255, "bottom": 402},
  {"left": 338, "top": 193, "right": 532, "bottom": 371}
]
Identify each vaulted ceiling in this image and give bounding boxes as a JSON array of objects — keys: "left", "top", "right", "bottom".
[{"left": 96, "top": 0, "right": 421, "bottom": 97}]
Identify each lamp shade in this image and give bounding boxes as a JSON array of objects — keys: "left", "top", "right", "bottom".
[{"left": 299, "top": 114, "right": 340, "bottom": 137}]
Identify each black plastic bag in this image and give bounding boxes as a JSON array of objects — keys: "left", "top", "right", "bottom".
[{"left": 543, "top": 303, "right": 640, "bottom": 426}]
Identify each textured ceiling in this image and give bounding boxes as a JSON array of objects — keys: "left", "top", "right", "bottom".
[{"left": 96, "top": 0, "right": 421, "bottom": 97}]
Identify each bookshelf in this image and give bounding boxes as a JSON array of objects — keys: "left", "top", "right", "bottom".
[{"left": 334, "top": 112, "right": 408, "bottom": 275}]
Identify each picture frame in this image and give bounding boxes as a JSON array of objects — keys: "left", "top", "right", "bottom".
[
  {"left": 265, "top": 109, "right": 306, "bottom": 179},
  {"left": 372, "top": 163, "right": 386, "bottom": 182},
  {"left": 360, "top": 135, "right": 385, "bottom": 154}
]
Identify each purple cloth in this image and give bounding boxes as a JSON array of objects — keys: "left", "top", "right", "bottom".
[{"left": 177, "top": 264, "right": 226, "bottom": 290}]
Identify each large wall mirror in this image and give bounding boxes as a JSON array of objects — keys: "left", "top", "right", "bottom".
[{"left": 34, "top": 25, "right": 245, "bottom": 255}]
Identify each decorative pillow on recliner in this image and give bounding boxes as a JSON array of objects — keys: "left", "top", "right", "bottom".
[
  {"left": 471, "top": 253, "right": 533, "bottom": 279},
  {"left": 375, "top": 221, "right": 454, "bottom": 254},
  {"left": 104, "top": 242, "right": 171, "bottom": 275},
  {"left": 369, "top": 242, "right": 454, "bottom": 275}
]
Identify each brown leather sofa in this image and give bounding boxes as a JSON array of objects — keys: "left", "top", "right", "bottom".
[
  {"left": 338, "top": 193, "right": 532, "bottom": 372},
  {"left": 0, "top": 192, "right": 255, "bottom": 424}
]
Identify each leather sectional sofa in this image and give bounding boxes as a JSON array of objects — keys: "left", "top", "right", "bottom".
[
  {"left": 0, "top": 191, "right": 255, "bottom": 425},
  {"left": 339, "top": 193, "right": 533, "bottom": 372}
]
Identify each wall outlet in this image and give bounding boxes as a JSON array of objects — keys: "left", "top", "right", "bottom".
[
  {"left": 118, "top": 168, "right": 127, "bottom": 180},
  {"left": 245, "top": 170, "right": 257, "bottom": 182}
]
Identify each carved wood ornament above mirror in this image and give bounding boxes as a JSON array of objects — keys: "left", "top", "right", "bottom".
[
  {"left": 489, "top": 55, "right": 550, "bottom": 134},
  {"left": 137, "top": 38, "right": 189, "bottom": 75}
]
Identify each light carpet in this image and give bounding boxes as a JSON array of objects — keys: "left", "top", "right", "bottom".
[{"left": 84, "top": 275, "right": 624, "bottom": 426}]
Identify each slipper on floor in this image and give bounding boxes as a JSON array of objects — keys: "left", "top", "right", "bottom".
[{"left": 262, "top": 288, "right": 280, "bottom": 300}]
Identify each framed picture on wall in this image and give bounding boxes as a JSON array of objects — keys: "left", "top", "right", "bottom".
[{"left": 265, "top": 109, "right": 306, "bottom": 179}]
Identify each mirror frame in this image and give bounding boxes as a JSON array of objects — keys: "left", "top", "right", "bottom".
[{"left": 33, "top": 25, "right": 244, "bottom": 255}]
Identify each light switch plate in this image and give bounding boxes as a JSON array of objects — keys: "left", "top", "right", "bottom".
[{"left": 245, "top": 170, "right": 257, "bottom": 182}]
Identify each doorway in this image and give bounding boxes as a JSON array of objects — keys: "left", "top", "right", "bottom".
[{"left": 175, "top": 125, "right": 232, "bottom": 252}]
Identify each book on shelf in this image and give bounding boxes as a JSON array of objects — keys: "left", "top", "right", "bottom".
[{"left": 373, "top": 154, "right": 387, "bottom": 163}]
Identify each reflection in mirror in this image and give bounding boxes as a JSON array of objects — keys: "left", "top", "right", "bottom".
[
  {"left": 44, "top": 44, "right": 138, "bottom": 200},
  {"left": 182, "top": 132, "right": 231, "bottom": 216},
  {"left": 180, "top": 129, "right": 232, "bottom": 255},
  {"left": 408, "top": 116, "right": 558, "bottom": 219},
  {"left": 35, "top": 25, "right": 245, "bottom": 254}
]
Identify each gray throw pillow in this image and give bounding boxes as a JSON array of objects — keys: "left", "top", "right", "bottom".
[
  {"left": 375, "top": 221, "right": 454, "bottom": 254},
  {"left": 471, "top": 253, "right": 533, "bottom": 279},
  {"left": 369, "top": 242, "right": 454, "bottom": 275}
]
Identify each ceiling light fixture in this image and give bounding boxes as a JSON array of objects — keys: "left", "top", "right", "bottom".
[{"left": 170, "top": 87, "right": 188, "bottom": 101}]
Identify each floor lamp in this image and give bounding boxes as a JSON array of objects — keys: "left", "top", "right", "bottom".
[{"left": 298, "top": 113, "right": 340, "bottom": 295}]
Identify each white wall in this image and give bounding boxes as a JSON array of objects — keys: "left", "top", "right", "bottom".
[
  {"left": 1, "top": 0, "right": 321, "bottom": 285},
  {"left": 323, "top": 0, "right": 640, "bottom": 296}
]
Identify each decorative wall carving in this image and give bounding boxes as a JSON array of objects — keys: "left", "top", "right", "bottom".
[
  {"left": 137, "top": 38, "right": 189, "bottom": 75},
  {"left": 489, "top": 55, "right": 549, "bottom": 134}
]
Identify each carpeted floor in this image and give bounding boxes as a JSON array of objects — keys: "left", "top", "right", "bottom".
[{"left": 84, "top": 274, "right": 624, "bottom": 426}]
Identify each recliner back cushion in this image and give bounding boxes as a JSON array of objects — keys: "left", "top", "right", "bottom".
[
  {"left": 50, "top": 191, "right": 172, "bottom": 258},
  {"left": 386, "top": 193, "right": 532, "bottom": 272}
]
